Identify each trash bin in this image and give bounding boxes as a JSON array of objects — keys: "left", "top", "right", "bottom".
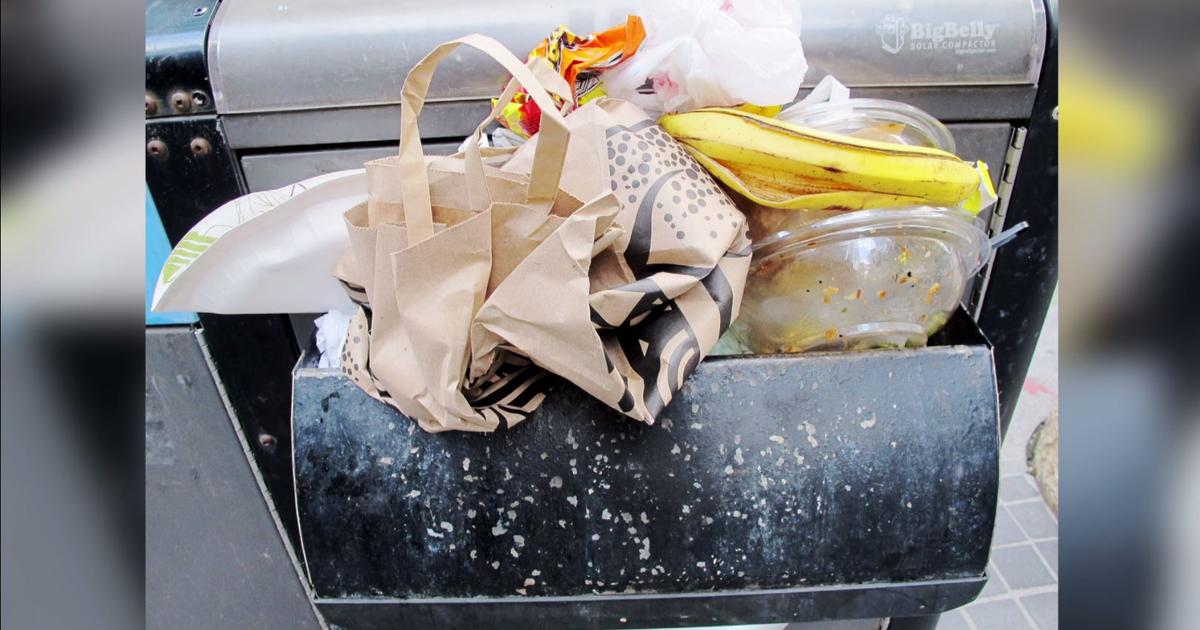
[
  {"left": 292, "top": 309, "right": 1000, "bottom": 628},
  {"left": 199, "top": 0, "right": 1056, "bottom": 432},
  {"left": 145, "top": 0, "right": 1058, "bottom": 627}
]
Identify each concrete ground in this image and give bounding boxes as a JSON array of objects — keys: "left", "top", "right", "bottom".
[{"left": 939, "top": 290, "right": 1059, "bottom": 630}]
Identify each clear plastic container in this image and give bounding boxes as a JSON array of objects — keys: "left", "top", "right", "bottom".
[
  {"left": 779, "top": 97, "right": 956, "bottom": 153},
  {"left": 728, "top": 207, "right": 989, "bottom": 354},
  {"left": 708, "top": 97, "right": 986, "bottom": 355},
  {"left": 744, "top": 98, "right": 959, "bottom": 244}
]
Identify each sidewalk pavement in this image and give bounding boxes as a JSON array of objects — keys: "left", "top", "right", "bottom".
[{"left": 939, "top": 290, "right": 1059, "bottom": 630}]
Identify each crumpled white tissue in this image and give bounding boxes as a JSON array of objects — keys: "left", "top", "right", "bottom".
[{"left": 314, "top": 307, "right": 355, "bottom": 369}]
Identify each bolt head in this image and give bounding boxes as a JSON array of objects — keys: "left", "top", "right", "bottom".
[
  {"left": 147, "top": 139, "right": 167, "bottom": 158},
  {"left": 170, "top": 90, "right": 192, "bottom": 112},
  {"left": 145, "top": 94, "right": 158, "bottom": 115},
  {"left": 189, "top": 137, "right": 212, "bottom": 156}
]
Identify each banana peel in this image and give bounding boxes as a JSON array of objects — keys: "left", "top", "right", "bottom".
[
  {"left": 661, "top": 107, "right": 988, "bottom": 213},
  {"left": 684, "top": 146, "right": 928, "bottom": 211}
]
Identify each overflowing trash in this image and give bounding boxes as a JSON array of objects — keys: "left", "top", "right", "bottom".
[
  {"left": 777, "top": 84, "right": 955, "bottom": 150},
  {"left": 730, "top": 207, "right": 990, "bottom": 353},
  {"left": 660, "top": 107, "right": 983, "bottom": 212},
  {"left": 495, "top": 16, "right": 646, "bottom": 138},
  {"left": 153, "top": 1, "right": 1017, "bottom": 433},
  {"left": 602, "top": 0, "right": 808, "bottom": 117},
  {"left": 338, "top": 35, "right": 749, "bottom": 432}
]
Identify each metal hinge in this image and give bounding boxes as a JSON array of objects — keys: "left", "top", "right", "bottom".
[{"left": 969, "top": 126, "right": 1027, "bottom": 319}]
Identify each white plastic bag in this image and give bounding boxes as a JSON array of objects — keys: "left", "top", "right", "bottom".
[
  {"left": 602, "top": 0, "right": 807, "bottom": 116},
  {"left": 777, "top": 75, "right": 851, "bottom": 123}
]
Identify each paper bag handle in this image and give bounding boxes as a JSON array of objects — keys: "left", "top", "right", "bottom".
[
  {"left": 459, "top": 57, "right": 573, "bottom": 214},
  {"left": 399, "top": 35, "right": 573, "bottom": 244}
]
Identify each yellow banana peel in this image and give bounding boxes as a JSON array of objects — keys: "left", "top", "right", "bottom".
[{"left": 660, "top": 107, "right": 982, "bottom": 212}]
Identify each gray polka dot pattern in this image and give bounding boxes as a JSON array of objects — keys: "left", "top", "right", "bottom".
[{"left": 605, "top": 125, "right": 741, "bottom": 245}]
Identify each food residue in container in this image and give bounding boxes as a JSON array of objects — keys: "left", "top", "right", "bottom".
[{"left": 925, "top": 282, "right": 941, "bottom": 305}]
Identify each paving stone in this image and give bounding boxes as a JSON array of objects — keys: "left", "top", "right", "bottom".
[
  {"left": 1021, "top": 591, "right": 1058, "bottom": 630},
  {"left": 1000, "top": 474, "right": 1041, "bottom": 503},
  {"left": 1036, "top": 540, "right": 1058, "bottom": 575},
  {"left": 1007, "top": 500, "right": 1058, "bottom": 539},
  {"left": 977, "top": 562, "right": 1008, "bottom": 599},
  {"left": 935, "top": 609, "right": 971, "bottom": 630},
  {"left": 991, "top": 507, "right": 1027, "bottom": 546},
  {"left": 992, "top": 545, "right": 1055, "bottom": 590},
  {"left": 966, "top": 599, "right": 1034, "bottom": 630}
]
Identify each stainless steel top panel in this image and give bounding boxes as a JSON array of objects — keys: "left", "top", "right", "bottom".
[{"left": 209, "top": 0, "right": 1046, "bottom": 115}]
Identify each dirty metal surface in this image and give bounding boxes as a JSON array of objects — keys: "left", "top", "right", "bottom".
[
  {"left": 145, "top": 0, "right": 220, "bottom": 118},
  {"left": 146, "top": 115, "right": 304, "bottom": 549},
  {"left": 145, "top": 116, "right": 244, "bottom": 243},
  {"left": 314, "top": 579, "right": 974, "bottom": 629},
  {"left": 977, "top": 0, "right": 1058, "bottom": 434},
  {"left": 293, "top": 312, "right": 998, "bottom": 628},
  {"left": 146, "top": 327, "right": 320, "bottom": 630}
]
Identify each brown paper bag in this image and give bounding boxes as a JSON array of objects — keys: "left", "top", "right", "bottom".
[
  {"left": 336, "top": 35, "right": 621, "bottom": 432},
  {"left": 338, "top": 34, "right": 750, "bottom": 431},
  {"left": 476, "top": 99, "right": 753, "bottom": 423}
]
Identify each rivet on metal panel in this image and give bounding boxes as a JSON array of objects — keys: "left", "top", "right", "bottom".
[
  {"left": 191, "top": 91, "right": 209, "bottom": 108},
  {"left": 258, "top": 433, "right": 278, "bottom": 454},
  {"left": 147, "top": 139, "right": 168, "bottom": 159},
  {"left": 145, "top": 94, "right": 158, "bottom": 116},
  {"left": 1051, "top": 106, "right": 1059, "bottom": 122},
  {"left": 189, "top": 137, "right": 212, "bottom": 156},
  {"left": 170, "top": 90, "right": 193, "bottom": 113},
  {"left": 193, "top": 6, "right": 209, "bottom": 17}
]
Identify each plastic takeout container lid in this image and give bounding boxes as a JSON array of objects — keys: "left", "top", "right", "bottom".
[{"left": 782, "top": 98, "right": 956, "bottom": 153}]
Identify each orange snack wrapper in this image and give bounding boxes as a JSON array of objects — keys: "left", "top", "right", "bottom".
[{"left": 496, "top": 16, "right": 646, "bottom": 137}]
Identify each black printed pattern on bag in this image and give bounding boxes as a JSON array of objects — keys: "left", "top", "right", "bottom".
[
  {"left": 608, "top": 300, "right": 702, "bottom": 417},
  {"left": 595, "top": 121, "right": 748, "bottom": 418},
  {"left": 463, "top": 351, "right": 549, "bottom": 430},
  {"left": 337, "top": 278, "right": 370, "bottom": 305},
  {"left": 339, "top": 304, "right": 549, "bottom": 430}
]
